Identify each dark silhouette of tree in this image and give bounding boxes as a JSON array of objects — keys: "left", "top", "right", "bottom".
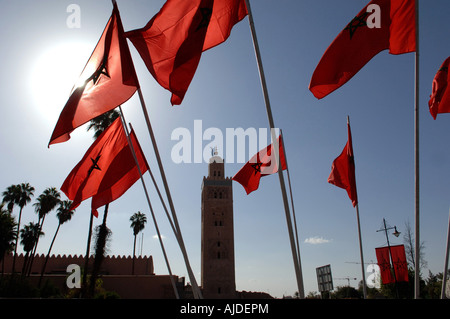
[
  {"left": 130, "top": 211, "right": 147, "bottom": 274},
  {"left": 2, "top": 183, "right": 35, "bottom": 273},
  {"left": 20, "top": 222, "right": 43, "bottom": 276},
  {"left": 27, "top": 187, "right": 61, "bottom": 275},
  {"left": 0, "top": 203, "right": 17, "bottom": 269},
  {"left": 39, "top": 200, "right": 74, "bottom": 286}
]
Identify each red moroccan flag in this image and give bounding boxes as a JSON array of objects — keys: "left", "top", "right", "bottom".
[
  {"left": 428, "top": 56, "right": 450, "bottom": 119},
  {"left": 390, "top": 244, "right": 409, "bottom": 282},
  {"left": 49, "top": 3, "right": 139, "bottom": 146},
  {"left": 309, "top": 0, "right": 416, "bottom": 99},
  {"left": 232, "top": 135, "right": 286, "bottom": 195},
  {"left": 328, "top": 121, "right": 358, "bottom": 207},
  {"left": 61, "top": 118, "right": 149, "bottom": 217},
  {"left": 125, "top": 0, "right": 247, "bottom": 105},
  {"left": 375, "top": 246, "right": 395, "bottom": 284}
]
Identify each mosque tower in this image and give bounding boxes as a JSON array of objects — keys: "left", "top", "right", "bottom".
[{"left": 201, "top": 147, "right": 236, "bottom": 298}]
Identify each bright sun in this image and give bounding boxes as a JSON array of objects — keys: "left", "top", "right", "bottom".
[{"left": 30, "top": 41, "right": 93, "bottom": 123}]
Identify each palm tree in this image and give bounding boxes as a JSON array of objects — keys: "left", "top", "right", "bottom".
[
  {"left": 87, "top": 109, "right": 120, "bottom": 139},
  {"left": 28, "top": 187, "right": 61, "bottom": 275},
  {"left": 3, "top": 183, "right": 35, "bottom": 273},
  {"left": 20, "top": 222, "right": 43, "bottom": 276},
  {"left": 86, "top": 109, "right": 119, "bottom": 297},
  {"left": 0, "top": 203, "right": 17, "bottom": 272},
  {"left": 2, "top": 184, "right": 20, "bottom": 213},
  {"left": 130, "top": 211, "right": 147, "bottom": 275},
  {"left": 39, "top": 200, "right": 74, "bottom": 286}
]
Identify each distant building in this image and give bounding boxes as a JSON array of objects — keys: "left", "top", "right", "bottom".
[{"left": 201, "top": 150, "right": 236, "bottom": 298}]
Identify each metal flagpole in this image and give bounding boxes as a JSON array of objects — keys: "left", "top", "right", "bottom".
[
  {"left": 136, "top": 88, "right": 203, "bottom": 299},
  {"left": 347, "top": 116, "right": 367, "bottom": 299},
  {"left": 414, "top": 0, "right": 420, "bottom": 299},
  {"left": 118, "top": 106, "right": 179, "bottom": 299},
  {"left": 441, "top": 207, "right": 450, "bottom": 299},
  {"left": 244, "top": 0, "right": 304, "bottom": 298},
  {"left": 355, "top": 204, "right": 367, "bottom": 299},
  {"left": 280, "top": 129, "right": 302, "bottom": 281}
]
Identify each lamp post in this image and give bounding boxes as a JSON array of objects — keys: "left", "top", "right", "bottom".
[{"left": 377, "top": 218, "right": 401, "bottom": 298}]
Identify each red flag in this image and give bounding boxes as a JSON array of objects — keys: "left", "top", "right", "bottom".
[
  {"left": 328, "top": 120, "right": 358, "bottom": 207},
  {"left": 375, "top": 246, "right": 395, "bottom": 284},
  {"left": 428, "top": 56, "right": 450, "bottom": 119},
  {"left": 375, "top": 245, "right": 409, "bottom": 284},
  {"left": 60, "top": 118, "right": 149, "bottom": 217},
  {"left": 390, "top": 244, "right": 409, "bottom": 282},
  {"left": 49, "top": 3, "right": 139, "bottom": 146},
  {"left": 125, "top": 0, "right": 247, "bottom": 105},
  {"left": 309, "top": 0, "right": 416, "bottom": 99},
  {"left": 232, "top": 135, "right": 286, "bottom": 195}
]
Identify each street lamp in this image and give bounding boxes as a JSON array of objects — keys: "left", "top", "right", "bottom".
[
  {"left": 392, "top": 226, "right": 401, "bottom": 238},
  {"left": 377, "top": 218, "right": 401, "bottom": 298}
]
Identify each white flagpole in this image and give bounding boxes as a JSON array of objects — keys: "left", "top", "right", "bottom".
[
  {"left": 244, "top": 0, "right": 304, "bottom": 298},
  {"left": 441, "top": 207, "right": 450, "bottom": 299},
  {"left": 136, "top": 88, "right": 203, "bottom": 299},
  {"left": 280, "top": 129, "right": 302, "bottom": 278},
  {"left": 355, "top": 204, "right": 367, "bottom": 298},
  {"left": 118, "top": 106, "right": 179, "bottom": 299},
  {"left": 414, "top": 0, "right": 420, "bottom": 299}
]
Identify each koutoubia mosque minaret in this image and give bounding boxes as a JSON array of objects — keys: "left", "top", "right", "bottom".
[{"left": 201, "top": 148, "right": 236, "bottom": 298}]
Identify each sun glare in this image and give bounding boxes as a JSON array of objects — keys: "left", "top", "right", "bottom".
[{"left": 30, "top": 42, "right": 92, "bottom": 123}]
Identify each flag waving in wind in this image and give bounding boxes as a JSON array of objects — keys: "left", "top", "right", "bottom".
[
  {"left": 49, "top": 3, "right": 139, "bottom": 146},
  {"left": 60, "top": 118, "right": 149, "bottom": 217},
  {"left": 328, "top": 119, "right": 358, "bottom": 207},
  {"left": 125, "top": 0, "right": 247, "bottom": 105},
  {"left": 309, "top": 0, "right": 416, "bottom": 99},
  {"left": 428, "top": 56, "right": 450, "bottom": 119},
  {"left": 232, "top": 135, "right": 286, "bottom": 195}
]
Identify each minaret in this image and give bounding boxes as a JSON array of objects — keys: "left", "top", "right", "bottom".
[{"left": 201, "top": 148, "right": 236, "bottom": 298}]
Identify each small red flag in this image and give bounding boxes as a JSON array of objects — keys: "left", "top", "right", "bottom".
[
  {"left": 49, "top": 3, "right": 139, "bottom": 146},
  {"left": 390, "top": 244, "right": 409, "bottom": 282},
  {"left": 125, "top": 0, "right": 247, "bottom": 105},
  {"left": 232, "top": 135, "right": 286, "bottom": 195},
  {"left": 428, "top": 56, "right": 450, "bottom": 119},
  {"left": 60, "top": 118, "right": 149, "bottom": 217},
  {"left": 309, "top": 0, "right": 416, "bottom": 99},
  {"left": 328, "top": 121, "right": 358, "bottom": 207}
]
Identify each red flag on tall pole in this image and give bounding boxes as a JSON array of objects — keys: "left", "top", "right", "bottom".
[
  {"left": 125, "top": 0, "right": 247, "bottom": 105},
  {"left": 309, "top": 0, "right": 416, "bottom": 99},
  {"left": 60, "top": 118, "right": 149, "bottom": 217},
  {"left": 49, "top": 3, "right": 139, "bottom": 146},
  {"left": 328, "top": 119, "right": 358, "bottom": 207},
  {"left": 428, "top": 56, "right": 450, "bottom": 119},
  {"left": 232, "top": 135, "right": 286, "bottom": 195}
]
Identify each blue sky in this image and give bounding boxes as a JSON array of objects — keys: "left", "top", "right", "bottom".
[{"left": 1, "top": 0, "right": 449, "bottom": 298}]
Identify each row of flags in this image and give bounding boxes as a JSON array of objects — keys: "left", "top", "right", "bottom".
[
  {"left": 50, "top": 0, "right": 449, "bottom": 212},
  {"left": 46, "top": 0, "right": 449, "bottom": 297}
]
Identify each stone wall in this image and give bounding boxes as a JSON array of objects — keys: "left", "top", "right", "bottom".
[{"left": 2, "top": 253, "right": 154, "bottom": 276}]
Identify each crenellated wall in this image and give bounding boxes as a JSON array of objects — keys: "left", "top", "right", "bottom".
[{"left": 2, "top": 253, "right": 154, "bottom": 276}]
